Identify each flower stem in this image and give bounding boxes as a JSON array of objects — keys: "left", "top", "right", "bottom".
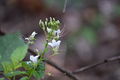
[
  {"left": 28, "top": 66, "right": 36, "bottom": 80},
  {"left": 41, "top": 40, "right": 48, "bottom": 58}
]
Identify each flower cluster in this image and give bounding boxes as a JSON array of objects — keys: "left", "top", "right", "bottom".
[{"left": 39, "top": 17, "right": 61, "bottom": 54}]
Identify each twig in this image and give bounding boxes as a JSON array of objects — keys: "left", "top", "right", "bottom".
[
  {"left": 72, "top": 56, "right": 120, "bottom": 74},
  {"left": 44, "top": 59, "right": 79, "bottom": 80}
]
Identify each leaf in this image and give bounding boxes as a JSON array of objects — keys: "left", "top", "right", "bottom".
[
  {"left": 11, "top": 45, "right": 28, "bottom": 65},
  {"left": 20, "top": 76, "right": 29, "bottom": 80},
  {"left": 5, "top": 71, "right": 27, "bottom": 77},
  {"left": 0, "top": 33, "right": 28, "bottom": 72},
  {"left": 33, "top": 62, "right": 45, "bottom": 79},
  {"left": 22, "top": 62, "right": 33, "bottom": 70},
  {"left": 2, "top": 62, "right": 14, "bottom": 73}
]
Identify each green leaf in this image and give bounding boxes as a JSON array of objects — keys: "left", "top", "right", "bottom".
[
  {"left": 0, "top": 33, "right": 28, "bottom": 72},
  {"left": 5, "top": 71, "right": 27, "bottom": 77},
  {"left": 33, "top": 62, "right": 45, "bottom": 79},
  {"left": 22, "top": 62, "right": 33, "bottom": 70},
  {"left": 20, "top": 76, "right": 29, "bottom": 80},
  {"left": 11, "top": 45, "right": 28, "bottom": 65},
  {"left": 2, "top": 62, "right": 14, "bottom": 73}
]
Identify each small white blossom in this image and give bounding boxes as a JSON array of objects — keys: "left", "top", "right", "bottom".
[
  {"left": 30, "top": 55, "right": 39, "bottom": 63},
  {"left": 54, "top": 29, "right": 61, "bottom": 35},
  {"left": 47, "top": 27, "right": 52, "bottom": 33},
  {"left": 54, "top": 29, "right": 61, "bottom": 38},
  {"left": 25, "top": 31, "right": 37, "bottom": 44},
  {"left": 30, "top": 31, "right": 37, "bottom": 38},
  {"left": 25, "top": 31, "right": 37, "bottom": 40},
  {"left": 25, "top": 38, "right": 30, "bottom": 40},
  {"left": 26, "top": 61, "right": 31, "bottom": 64},
  {"left": 48, "top": 39, "right": 61, "bottom": 48}
]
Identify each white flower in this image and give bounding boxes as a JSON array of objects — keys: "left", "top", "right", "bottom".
[
  {"left": 26, "top": 61, "right": 31, "bottom": 64},
  {"left": 25, "top": 31, "right": 37, "bottom": 41},
  {"left": 25, "top": 38, "right": 30, "bottom": 40},
  {"left": 30, "top": 55, "right": 39, "bottom": 63},
  {"left": 54, "top": 29, "right": 61, "bottom": 38},
  {"left": 31, "top": 31, "right": 37, "bottom": 38},
  {"left": 47, "top": 27, "right": 52, "bottom": 33},
  {"left": 54, "top": 29, "right": 61, "bottom": 35},
  {"left": 48, "top": 39, "right": 61, "bottom": 48}
]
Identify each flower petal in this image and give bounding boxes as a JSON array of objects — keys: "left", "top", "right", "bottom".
[
  {"left": 48, "top": 43, "right": 54, "bottom": 47},
  {"left": 56, "top": 40, "right": 61, "bottom": 46},
  {"left": 30, "top": 55, "right": 39, "bottom": 63},
  {"left": 56, "top": 29, "right": 61, "bottom": 34}
]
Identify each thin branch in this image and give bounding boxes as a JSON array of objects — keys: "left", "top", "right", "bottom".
[
  {"left": 45, "top": 59, "right": 79, "bottom": 80},
  {"left": 72, "top": 56, "right": 120, "bottom": 74}
]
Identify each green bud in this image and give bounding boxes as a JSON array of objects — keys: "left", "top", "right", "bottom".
[
  {"left": 41, "top": 22, "right": 45, "bottom": 30},
  {"left": 50, "top": 17, "right": 52, "bottom": 22},
  {"left": 45, "top": 21, "right": 48, "bottom": 26},
  {"left": 56, "top": 20, "right": 60, "bottom": 24},
  {"left": 39, "top": 19, "right": 42, "bottom": 25},
  {"left": 46, "top": 18, "right": 48, "bottom": 21},
  {"left": 53, "top": 18, "right": 55, "bottom": 21}
]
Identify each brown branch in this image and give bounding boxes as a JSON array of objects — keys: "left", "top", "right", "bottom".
[
  {"left": 45, "top": 59, "right": 79, "bottom": 80},
  {"left": 72, "top": 56, "right": 120, "bottom": 74}
]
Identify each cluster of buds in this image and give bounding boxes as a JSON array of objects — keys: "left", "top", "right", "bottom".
[{"left": 39, "top": 17, "right": 61, "bottom": 54}]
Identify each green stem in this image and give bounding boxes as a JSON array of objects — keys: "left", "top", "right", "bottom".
[
  {"left": 41, "top": 40, "right": 48, "bottom": 58},
  {"left": 28, "top": 71, "right": 33, "bottom": 80},
  {"left": 28, "top": 66, "right": 36, "bottom": 80}
]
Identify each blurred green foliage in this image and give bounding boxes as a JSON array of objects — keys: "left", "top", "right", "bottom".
[
  {"left": 114, "top": 5, "right": 120, "bottom": 16},
  {"left": 81, "top": 27, "right": 97, "bottom": 44},
  {"left": 0, "top": 33, "right": 28, "bottom": 73}
]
